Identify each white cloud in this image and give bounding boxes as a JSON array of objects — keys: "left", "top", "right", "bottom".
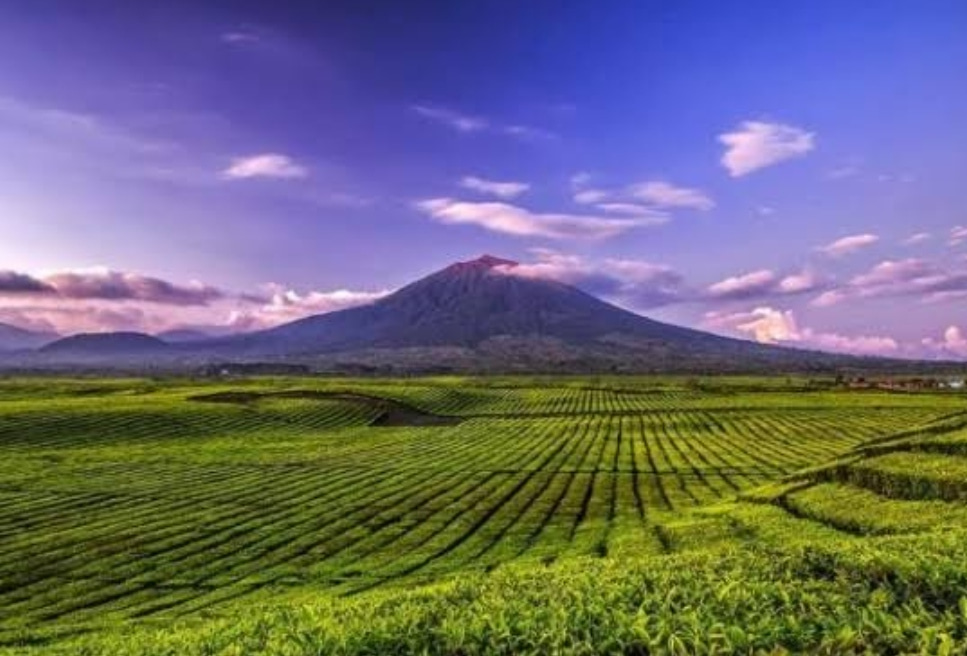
[
  {"left": 705, "top": 307, "right": 799, "bottom": 344},
  {"left": 817, "top": 233, "right": 879, "bottom": 257},
  {"left": 705, "top": 306, "right": 898, "bottom": 356},
  {"left": 707, "top": 270, "right": 778, "bottom": 299},
  {"left": 239, "top": 285, "right": 389, "bottom": 326},
  {"left": 718, "top": 121, "right": 815, "bottom": 177},
  {"left": 777, "top": 270, "right": 822, "bottom": 294},
  {"left": 460, "top": 176, "right": 530, "bottom": 199},
  {"left": 629, "top": 181, "right": 715, "bottom": 211},
  {"left": 416, "top": 198, "right": 662, "bottom": 240},
  {"left": 922, "top": 326, "right": 967, "bottom": 358},
  {"left": 223, "top": 153, "right": 308, "bottom": 180},
  {"left": 705, "top": 267, "right": 824, "bottom": 302}
]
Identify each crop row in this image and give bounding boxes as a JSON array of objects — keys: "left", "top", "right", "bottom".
[
  {"left": 331, "top": 383, "right": 964, "bottom": 416},
  {"left": 0, "top": 402, "right": 943, "bottom": 630}
]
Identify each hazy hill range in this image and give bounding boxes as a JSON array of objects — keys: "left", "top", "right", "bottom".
[
  {"left": 4, "top": 257, "right": 963, "bottom": 374},
  {"left": 0, "top": 322, "right": 58, "bottom": 352}
]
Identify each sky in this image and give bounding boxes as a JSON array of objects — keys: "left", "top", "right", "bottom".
[{"left": 1, "top": 0, "right": 967, "bottom": 358}]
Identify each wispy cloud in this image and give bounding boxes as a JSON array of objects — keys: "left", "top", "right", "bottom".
[
  {"left": 570, "top": 177, "right": 713, "bottom": 221},
  {"left": 502, "top": 124, "right": 556, "bottom": 141},
  {"left": 718, "top": 121, "right": 815, "bottom": 177},
  {"left": 903, "top": 232, "right": 932, "bottom": 246},
  {"left": 411, "top": 105, "right": 488, "bottom": 133},
  {"left": 221, "top": 30, "right": 261, "bottom": 45},
  {"left": 496, "top": 248, "right": 686, "bottom": 309},
  {"left": 572, "top": 189, "right": 610, "bottom": 205},
  {"left": 411, "top": 104, "right": 552, "bottom": 141},
  {"left": 812, "top": 257, "right": 967, "bottom": 307},
  {"left": 596, "top": 203, "right": 670, "bottom": 220},
  {"left": 459, "top": 176, "right": 530, "bottom": 199},
  {"left": 629, "top": 180, "right": 715, "bottom": 211},
  {"left": 222, "top": 153, "right": 308, "bottom": 180},
  {"left": 817, "top": 233, "right": 879, "bottom": 257},
  {"left": 949, "top": 226, "right": 967, "bottom": 247},
  {"left": 0, "top": 268, "right": 223, "bottom": 306},
  {"left": 706, "top": 270, "right": 778, "bottom": 300},
  {"left": 0, "top": 268, "right": 387, "bottom": 336},
  {"left": 0, "top": 95, "right": 174, "bottom": 169},
  {"left": 705, "top": 268, "right": 824, "bottom": 301},
  {"left": 826, "top": 164, "right": 861, "bottom": 180},
  {"left": 569, "top": 172, "right": 593, "bottom": 188},
  {"left": 415, "top": 198, "right": 664, "bottom": 240}
]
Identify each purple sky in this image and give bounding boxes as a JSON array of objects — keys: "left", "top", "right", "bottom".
[{"left": 2, "top": 1, "right": 967, "bottom": 358}]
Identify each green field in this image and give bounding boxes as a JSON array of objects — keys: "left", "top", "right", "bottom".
[{"left": 3, "top": 376, "right": 967, "bottom": 654}]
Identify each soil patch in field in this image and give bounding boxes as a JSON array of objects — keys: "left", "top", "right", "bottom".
[{"left": 188, "top": 389, "right": 464, "bottom": 427}]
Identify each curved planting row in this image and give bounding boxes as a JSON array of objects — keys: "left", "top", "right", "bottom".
[{"left": 0, "top": 382, "right": 959, "bottom": 648}]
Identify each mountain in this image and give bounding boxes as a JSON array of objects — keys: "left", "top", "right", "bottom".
[
  {"left": 0, "top": 322, "right": 58, "bottom": 352},
  {"left": 40, "top": 332, "right": 170, "bottom": 358},
  {"left": 197, "top": 255, "right": 867, "bottom": 373}
]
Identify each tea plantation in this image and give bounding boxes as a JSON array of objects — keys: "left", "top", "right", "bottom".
[{"left": 2, "top": 376, "right": 967, "bottom": 654}]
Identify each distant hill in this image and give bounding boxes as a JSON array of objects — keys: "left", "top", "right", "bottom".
[
  {"left": 0, "top": 322, "right": 58, "bottom": 352},
  {"left": 40, "top": 332, "right": 170, "bottom": 357}
]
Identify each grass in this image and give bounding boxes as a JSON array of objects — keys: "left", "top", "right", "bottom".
[{"left": 1, "top": 375, "right": 966, "bottom": 654}]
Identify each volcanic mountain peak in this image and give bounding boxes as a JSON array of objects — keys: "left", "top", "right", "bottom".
[{"left": 444, "top": 254, "right": 519, "bottom": 274}]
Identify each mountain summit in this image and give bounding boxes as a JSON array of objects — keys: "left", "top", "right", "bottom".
[{"left": 444, "top": 254, "right": 519, "bottom": 272}]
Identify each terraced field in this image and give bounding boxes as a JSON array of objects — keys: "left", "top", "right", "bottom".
[{"left": 1, "top": 376, "right": 966, "bottom": 653}]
